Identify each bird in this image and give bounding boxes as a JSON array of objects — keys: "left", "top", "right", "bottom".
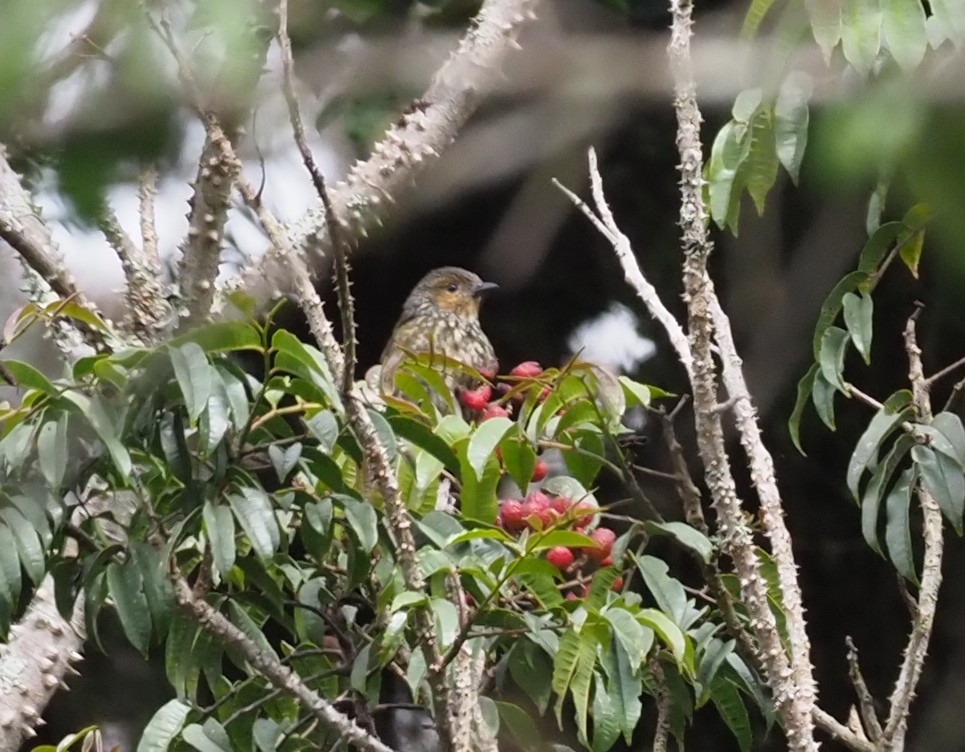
[{"left": 379, "top": 267, "right": 498, "bottom": 406}]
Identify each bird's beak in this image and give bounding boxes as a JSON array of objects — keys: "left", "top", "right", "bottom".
[{"left": 472, "top": 281, "right": 499, "bottom": 298}]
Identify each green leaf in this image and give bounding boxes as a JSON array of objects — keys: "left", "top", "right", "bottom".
[
  {"left": 137, "top": 699, "right": 191, "bottom": 752},
  {"left": 638, "top": 609, "right": 688, "bottom": 666},
  {"left": 366, "top": 408, "right": 398, "bottom": 464},
  {"left": 499, "top": 438, "right": 537, "bottom": 492},
  {"left": 130, "top": 542, "right": 174, "bottom": 639},
  {"left": 805, "top": 0, "right": 843, "bottom": 60},
  {"left": 37, "top": 414, "right": 68, "bottom": 489},
  {"left": 271, "top": 330, "right": 341, "bottom": 411},
  {"left": 841, "top": 0, "right": 883, "bottom": 76},
  {"left": 774, "top": 73, "right": 813, "bottom": 184},
  {"left": 227, "top": 600, "right": 278, "bottom": 660},
  {"left": 228, "top": 488, "right": 280, "bottom": 560},
  {"left": 861, "top": 434, "right": 914, "bottom": 555},
  {"left": 252, "top": 719, "right": 282, "bottom": 752},
  {"left": 913, "top": 445, "right": 965, "bottom": 533},
  {"left": 171, "top": 321, "right": 262, "bottom": 354},
  {"left": 711, "top": 676, "right": 753, "bottom": 752},
  {"left": 745, "top": 107, "right": 779, "bottom": 215},
  {"left": 509, "top": 639, "right": 554, "bottom": 714},
  {"left": 388, "top": 415, "right": 460, "bottom": 475},
  {"left": 645, "top": 521, "right": 714, "bottom": 562},
  {"left": 216, "top": 366, "right": 250, "bottom": 429},
  {"left": 812, "top": 369, "right": 838, "bottom": 430},
  {"left": 107, "top": 559, "right": 151, "bottom": 656},
  {"left": 496, "top": 701, "right": 542, "bottom": 752},
  {"left": 604, "top": 608, "right": 654, "bottom": 667},
  {"left": 268, "top": 443, "right": 301, "bottom": 483},
  {"left": 636, "top": 556, "right": 688, "bottom": 624},
  {"left": 203, "top": 502, "right": 236, "bottom": 579},
  {"left": 813, "top": 271, "right": 870, "bottom": 359},
  {"left": 340, "top": 496, "right": 378, "bottom": 553},
  {"left": 182, "top": 722, "right": 231, "bottom": 752},
  {"left": 170, "top": 343, "right": 213, "bottom": 423},
  {"left": 0, "top": 524, "right": 22, "bottom": 614},
  {"left": 789, "top": 363, "right": 818, "bottom": 453},
  {"left": 841, "top": 292, "right": 874, "bottom": 363},
  {"left": 933, "top": 412, "right": 965, "bottom": 463},
  {"left": 2, "top": 507, "right": 44, "bottom": 585},
  {"left": 885, "top": 466, "right": 918, "bottom": 582},
  {"left": 618, "top": 376, "right": 652, "bottom": 408},
  {"left": 3, "top": 360, "right": 58, "bottom": 394},
  {"left": 882, "top": 0, "right": 927, "bottom": 68},
  {"left": 898, "top": 229, "right": 925, "bottom": 278},
  {"left": 431, "top": 597, "right": 459, "bottom": 648},
  {"left": 61, "top": 392, "right": 131, "bottom": 479},
  {"left": 599, "top": 643, "right": 644, "bottom": 745},
  {"left": 466, "top": 417, "right": 514, "bottom": 480},
  {"left": 858, "top": 222, "right": 904, "bottom": 276},
  {"left": 552, "top": 629, "right": 597, "bottom": 740},
  {"left": 846, "top": 390, "right": 913, "bottom": 498},
  {"left": 818, "top": 326, "right": 851, "bottom": 393}
]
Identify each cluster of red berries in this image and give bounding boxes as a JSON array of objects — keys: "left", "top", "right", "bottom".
[
  {"left": 462, "top": 361, "right": 625, "bottom": 600},
  {"left": 458, "top": 361, "right": 549, "bottom": 481},
  {"left": 497, "top": 490, "right": 623, "bottom": 600}
]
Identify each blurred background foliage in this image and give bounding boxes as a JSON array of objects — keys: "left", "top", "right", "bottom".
[{"left": 2, "top": 0, "right": 965, "bottom": 749}]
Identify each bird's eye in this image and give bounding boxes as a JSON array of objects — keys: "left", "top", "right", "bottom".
[{"left": 446, "top": 282, "right": 459, "bottom": 292}]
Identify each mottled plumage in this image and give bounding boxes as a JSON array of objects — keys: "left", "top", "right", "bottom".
[{"left": 380, "top": 267, "right": 498, "bottom": 400}]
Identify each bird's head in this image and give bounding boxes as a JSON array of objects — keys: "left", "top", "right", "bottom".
[{"left": 403, "top": 267, "right": 498, "bottom": 320}]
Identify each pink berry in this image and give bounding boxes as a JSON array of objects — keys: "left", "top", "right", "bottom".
[
  {"left": 613, "top": 576, "right": 624, "bottom": 591},
  {"left": 459, "top": 384, "right": 493, "bottom": 411},
  {"left": 531, "top": 459, "right": 548, "bottom": 482},
  {"left": 499, "top": 500, "right": 526, "bottom": 533},
  {"left": 546, "top": 546, "right": 575, "bottom": 571},
  {"left": 585, "top": 527, "right": 617, "bottom": 562},
  {"left": 551, "top": 496, "right": 572, "bottom": 516},
  {"left": 510, "top": 361, "right": 542, "bottom": 378},
  {"left": 571, "top": 502, "right": 598, "bottom": 529},
  {"left": 481, "top": 404, "right": 510, "bottom": 421}
]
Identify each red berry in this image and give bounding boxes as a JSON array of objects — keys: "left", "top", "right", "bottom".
[
  {"left": 571, "top": 502, "right": 598, "bottom": 529},
  {"left": 585, "top": 527, "right": 617, "bottom": 562},
  {"left": 600, "top": 555, "right": 614, "bottom": 567},
  {"left": 546, "top": 546, "right": 575, "bottom": 571},
  {"left": 551, "top": 496, "right": 572, "bottom": 516},
  {"left": 531, "top": 459, "right": 548, "bottom": 482},
  {"left": 510, "top": 361, "right": 542, "bottom": 378},
  {"left": 537, "top": 386, "right": 551, "bottom": 402},
  {"left": 565, "top": 592, "right": 580, "bottom": 602},
  {"left": 459, "top": 384, "right": 493, "bottom": 411},
  {"left": 613, "top": 576, "right": 624, "bottom": 591},
  {"left": 481, "top": 404, "right": 510, "bottom": 422},
  {"left": 499, "top": 500, "right": 526, "bottom": 533},
  {"left": 478, "top": 365, "right": 497, "bottom": 381},
  {"left": 521, "top": 492, "right": 553, "bottom": 528}
]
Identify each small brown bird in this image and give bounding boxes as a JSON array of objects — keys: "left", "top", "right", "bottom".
[{"left": 380, "top": 267, "right": 498, "bottom": 402}]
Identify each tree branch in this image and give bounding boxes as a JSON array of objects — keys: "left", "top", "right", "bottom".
[
  {"left": 226, "top": 0, "right": 542, "bottom": 309},
  {"left": 883, "top": 311, "right": 944, "bottom": 748},
  {"left": 172, "top": 577, "right": 395, "bottom": 752},
  {"left": 0, "top": 578, "right": 85, "bottom": 752},
  {"left": 287, "top": 257, "right": 456, "bottom": 752}
]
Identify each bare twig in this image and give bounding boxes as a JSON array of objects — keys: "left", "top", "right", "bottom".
[
  {"left": 276, "top": 0, "right": 356, "bottom": 393},
  {"left": 845, "top": 636, "right": 884, "bottom": 743},
  {"left": 172, "top": 577, "right": 395, "bottom": 752},
  {"left": 923, "top": 353, "right": 965, "bottom": 388},
  {"left": 138, "top": 166, "right": 160, "bottom": 269},
  {"left": 884, "top": 311, "right": 944, "bottom": 748},
  {"left": 813, "top": 708, "right": 876, "bottom": 752},
  {"left": 552, "top": 159, "right": 693, "bottom": 381},
  {"left": 229, "top": 0, "right": 542, "bottom": 309}
]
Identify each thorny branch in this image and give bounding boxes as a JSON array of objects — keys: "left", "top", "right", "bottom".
[
  {"left": 884, "top": 311, "right": 944, "bottom": 749},
  {"left": 229, "top": 0, "right": 542, "bottom": 308},
  {"left": 173, "top": 577, "right": 396, "bottom": 752},
  {"left": 276, "top": 0, "right": 357, "bottom": 394}
]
